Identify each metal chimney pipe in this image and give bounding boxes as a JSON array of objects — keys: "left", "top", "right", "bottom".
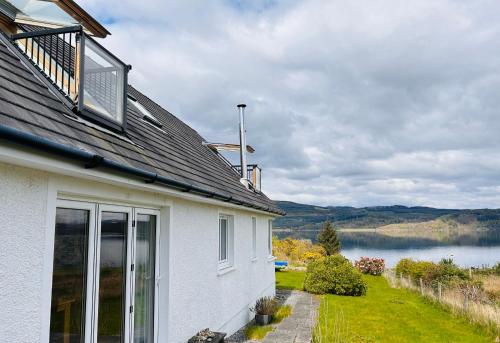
[{"left": 237, "top": 104, "right": 248, "bottom": 186}]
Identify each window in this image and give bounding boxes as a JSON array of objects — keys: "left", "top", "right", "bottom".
[
  {"left": 218, "top": 214, "right": 233, "bottom": 269},
  {"left": 251, "top": 217, "right": 257, "bottom": 260},
  {"left": 49, "top": 201, "right": 159, "bottom": 343},
  {"left": 11, "top": 25, "right": 129, "bottom": 132},
  {"left": 8, "top": 0, "right": 80, "bottom": 27},
  {"left": 268, "top": 219, "right": 273, "bottom": 257},
  {"left": 219, "top": 216, "right": 228, "bottom": 262},
  {"left": 128, "top": 96, "right": 163, "bottom": 129},
  {"left": 81, "top": 37, "right": 127, "bottom": 127}
]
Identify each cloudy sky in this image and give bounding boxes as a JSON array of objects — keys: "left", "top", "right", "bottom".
[{"left": 80, "top": 0, "right": 500, "bottom": 209}]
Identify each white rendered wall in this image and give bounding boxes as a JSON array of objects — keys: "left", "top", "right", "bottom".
[
  {"left": 0, "top": 162, "right": 49, "bottom": 342},
  {"left": 167, "top": 199, "right": 275, "bottom": 342},
  {"left": 0, "top": 160, "right": 276, "bottom": 343}
]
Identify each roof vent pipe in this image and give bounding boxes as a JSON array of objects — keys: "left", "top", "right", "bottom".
[{"left": 237, "top": 104, "right": 249, "bottom": 188}]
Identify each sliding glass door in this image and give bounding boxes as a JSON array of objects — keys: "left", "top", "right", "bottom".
[{"left": 50, "top": 201, "right": 160, "bottom": 343}]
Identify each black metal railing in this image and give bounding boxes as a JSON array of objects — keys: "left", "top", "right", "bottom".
[
  {"left": 11, "top": 25, "right": 82, "bottom": 101},
  {"left": 11, "top": 25, "right": 129, "bottom": 131},
  {"left": 233, "top": 164, "right": 262, "bottom": 192}
]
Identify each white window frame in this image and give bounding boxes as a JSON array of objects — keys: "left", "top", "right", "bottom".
[
  {"left": 131, "top": 208, "right": 161, "bottom": 343},
  {"left": 251, "top": 217, "right": 257, "bottom": 261},
  {"left": 218, "top": 214, "right": 234, "bottom": 270},
  {"left": 93, "top": 204, "right": 133, "bottom": 343},
  {"left": 55, "top": 199, "right": 96, "bottom": 343},
  {"left": 267, "top": 219, "right": 273, "bottom": 258},
  {"left": 49, "top": 199, "right": 160, "bottom": 343}
]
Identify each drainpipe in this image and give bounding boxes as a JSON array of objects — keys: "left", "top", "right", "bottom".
[{"left": 238, "top": 104, "right": 249, "bottom": 188}]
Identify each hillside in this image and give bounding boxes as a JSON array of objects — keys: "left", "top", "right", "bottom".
[{"left": 274, "top": 201, "right": 500, "bottom": 230}]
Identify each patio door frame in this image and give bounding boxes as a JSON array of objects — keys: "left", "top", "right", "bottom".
[
  {"left": 53, "top": 199, "right": 160, "bottom": 343},
  {"left": 92, "top": 204, "right": 133, "bottom": 343},
  {"left": 129, "top": 207, "right": 161, "bottom": 343}
]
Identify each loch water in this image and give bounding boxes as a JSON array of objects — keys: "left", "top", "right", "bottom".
[{"left": 275, "top": 229, "right": 500, "bottom": 267}]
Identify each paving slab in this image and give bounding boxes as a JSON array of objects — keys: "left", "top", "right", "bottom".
[
  {"left": 261, "top": 291, "right": 320, "bottom": 343},
  {"left": 227, "top": 290, "right": 320, "bottom": 343}
]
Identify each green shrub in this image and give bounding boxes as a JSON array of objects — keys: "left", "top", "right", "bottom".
[
  {"left": 472, "top": 262, "right": 500, "bottom": 276},
  {"left": 304, "top": 255, "right": 367, "bottom": 296},
  {"left": 440, "top": 258, "right": 454, "bottom": 265},
  {"left": 395, "top": 258, "right": 435, "bottom": 280},
  {"left": 395, "top": 258, "right": 469, "bottom": 289},
  {"left": 432, "top": 260, "right": 468, "bottom": 285}
]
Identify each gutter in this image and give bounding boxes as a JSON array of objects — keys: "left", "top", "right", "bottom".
[{"left": 0, "top": 124, "right": 285, "bottom": 215}]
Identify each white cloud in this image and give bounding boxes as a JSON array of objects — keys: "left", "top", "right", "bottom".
[{"left": 80, "top": 0, "right": 500, "bottom": 208}]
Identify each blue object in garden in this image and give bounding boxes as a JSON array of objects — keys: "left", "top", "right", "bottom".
[{"left": 275, "top": 260, "right": 288, "bottom": 270}]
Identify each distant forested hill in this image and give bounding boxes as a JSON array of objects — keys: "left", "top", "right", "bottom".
[{"left": 273, "top": 201, "right": 500, "bottom": 230}]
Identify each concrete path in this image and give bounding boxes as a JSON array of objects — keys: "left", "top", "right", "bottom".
[{"left": 262, "top": 291, "right": 320, "bottom": 343}]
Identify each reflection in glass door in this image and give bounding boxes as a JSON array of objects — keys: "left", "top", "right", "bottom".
[
  {"left": 97, "top": 211, "right": 129, "bottom": 343},
  {"left": 50, "top": 202, "right": 159, "bottom": 343},
  {"left": 50, "top": 208, "right": 90, "bottom": 343},
  {"left": 133, "top": 214, "right": 157, "bottom": 343}
]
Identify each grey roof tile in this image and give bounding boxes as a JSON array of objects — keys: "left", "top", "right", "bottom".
[{"left": 0, "top": 36, "right": 283, "bottom": 215}]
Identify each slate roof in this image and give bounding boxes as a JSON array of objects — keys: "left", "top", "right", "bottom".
[{"left": 0, "top": 35, "right": 284, "bottom": 215}]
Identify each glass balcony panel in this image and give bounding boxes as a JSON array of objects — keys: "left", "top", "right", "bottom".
[{"left": 82, "top": 38, "right": 125, "bottom": 124}]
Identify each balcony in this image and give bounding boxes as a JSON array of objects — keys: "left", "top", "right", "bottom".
[
  {"left": 233, "top": 164, "right": 262, "bottom": 192},
  {"left": 11, "top": 25, "right": 129, "bottom": 131}
]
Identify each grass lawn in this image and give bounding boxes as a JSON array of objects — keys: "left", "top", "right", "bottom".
[
  {"left": 315, "top": 275, "right": 495, "bottom": 343},
  {"left": 275, "top": 270, "right": 306, "bottom": 290}
]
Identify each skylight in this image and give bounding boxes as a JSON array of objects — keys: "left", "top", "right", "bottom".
[
  {"left": 128, "top": 96, "right": 163, "bottom": 129},
  {"left": 2, "top": 0, "right": 110, "bottom": 37},
  {"left": 7, "top": 0, "right": 78, "bottom": 26}
]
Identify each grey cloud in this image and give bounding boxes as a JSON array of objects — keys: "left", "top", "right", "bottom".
[{"left": 80, "top": 0, "right": 500, "bottom": 208}]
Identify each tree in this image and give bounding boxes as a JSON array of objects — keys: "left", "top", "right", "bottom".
[{"left": 317, "top": 221, "right": 340, "bottom": 255}]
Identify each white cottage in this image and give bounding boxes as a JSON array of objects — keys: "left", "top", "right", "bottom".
[{"left": 0, "top": 1, "right": 284, "bottom": 342}]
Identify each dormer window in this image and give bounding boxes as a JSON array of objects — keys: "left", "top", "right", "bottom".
[
  {"left": 80, "top": 35, "right": 128, "bottom": 129},
  {"left": 11, "top": 25, "right": 130, "bottom": 132},
  {"left": 128, "top": 95, "right": 163, "bottom": 129}
]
